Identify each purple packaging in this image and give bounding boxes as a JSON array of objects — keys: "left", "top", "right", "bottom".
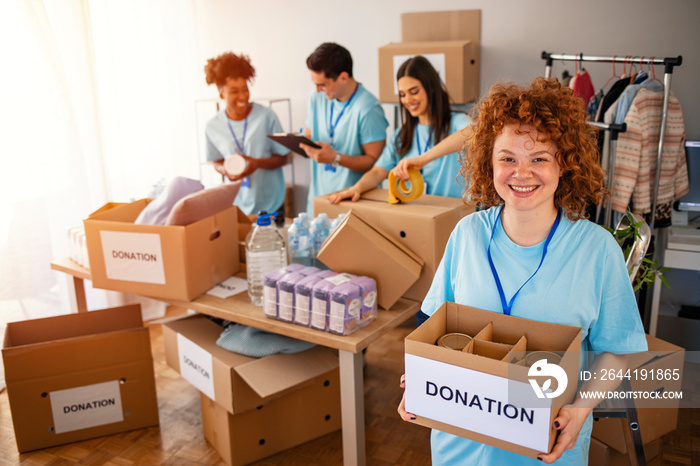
[
  {"left": 294, "top": 270, "right": 336, "bottom": 327},
  {"left": 297, "top": 266, "right": 322, "bottom": 277},
  {"left": 329, "top": 282, "right": 362, "bottom": 335},
  {"left": 351, "top": 276, "right": 378, "bottom": 324},
  {"left": 277, "top": 272, "right": 306, "bottom": 322},
  {"left": 310, "top": 273, "right": 355, "bottom": 331},
  {"left": 285, "top": 263, "right": 306, "bottom": 273},
  {"left": 262, "top": 265, "right": 300, "bottom": 319}
]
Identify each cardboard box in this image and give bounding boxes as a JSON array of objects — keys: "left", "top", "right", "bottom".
[
  {"left": 316, "top": 210, "right": 423, "bottom": 310},
  {"left": 401, "top": 10, "right": 481, "bottom": 44},
  {"left": 592, "top": 334, "right": 684, "bottom": 453},
  {"left": 200, "top": 368, "right": 341, "bottom": 465},
  {"left": 378, "top": 40, "right": 479, "bottom": 104},
  {"left": 162, "top": 314, "right": 339, "bottom": 414},
  {"left": 84, "top": 199, "right": 239, "bottom": 301},
  {"left": 588, "top": 436, "right": 661, "bottom": 466},
  {"left": 2, "top": 305, "right": 159, "bottom": 453},
  {"left": 404, "top": 302, "right": 582, "bottom": 458},
  {"left": 313, "top": 189, "right": 474, "bottom": 302}
]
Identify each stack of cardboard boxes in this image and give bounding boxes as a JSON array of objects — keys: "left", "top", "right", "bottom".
[
  {"left": 162, "top": 314, "right": 342, "bottom": 465},
  {"left": 378, "top": 10, "right": 481, "bottom": 105}
]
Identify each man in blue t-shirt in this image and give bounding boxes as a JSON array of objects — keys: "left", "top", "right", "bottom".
[{"left": 300, "top": 42, "right": 389, "bottom": 214}]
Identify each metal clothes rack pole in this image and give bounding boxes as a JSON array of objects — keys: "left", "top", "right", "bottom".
[
  {"left": 542, "top": 52, "right": 683, "bottom": 230},
  {"left": 588, "top": 121, "right": 627, "bottom": 228}
]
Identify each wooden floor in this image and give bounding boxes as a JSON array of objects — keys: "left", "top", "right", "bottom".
[{"left": 0, "top": 309, "right": 697, "bottom": 465}]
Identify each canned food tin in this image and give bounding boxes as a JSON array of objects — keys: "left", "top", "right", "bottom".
[{"left": 437, "top": 333, "right": 473, "bottom": 351}]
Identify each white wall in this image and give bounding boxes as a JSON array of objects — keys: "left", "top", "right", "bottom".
[{"left": 193, "top": 0, "right": 700, "bottom": 214}]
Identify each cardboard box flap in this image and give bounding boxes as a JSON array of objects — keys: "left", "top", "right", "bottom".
[
  {"left": 88, "top": 201, "right": 128, "bottom": 217},
  {"left": 2, "top": 305, "right": 143, "bottom": 348},
  {"left": 88, "top": 199, "right": 151, "bottom": 223},
  {"left": 235, "top": 346, "right": 339, "bottom": 399},
  {"left": 340, "top": 209, "right": 424, "bottom": 267},
  {"left": 164, "top": 314, "right": 259, "bottom": 368}
]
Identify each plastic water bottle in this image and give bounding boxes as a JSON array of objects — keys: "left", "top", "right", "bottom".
[
  {"left": 298, "top": 212, "right": 311, "bottom": 229},
  {"left": 330, "top": 213, "right": 347, "bottom": 232},
  {"left": 310, "top": 215, "right": 330, "bottom": 266},
  {"left": 287, "top": 216, "right": 312, "bottom": 266},
  {"left": 245, "top": 213, "right": 288, "bottom": 306},
  {"left": 317, "top": 212, "right": 331, "bottom": 230}
]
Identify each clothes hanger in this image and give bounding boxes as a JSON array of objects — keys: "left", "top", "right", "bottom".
[
  {"left": 628, "top": 57, "right": 638, "bottom": 83},
  {"left": 600, "top": 55, "right": 621, "bottom": 91},
  {"left": 620, "top": 56, "right": 631, "bottom": 79},
  {"left": 644, "top": 57, "right": 663, "bottom": 89}
]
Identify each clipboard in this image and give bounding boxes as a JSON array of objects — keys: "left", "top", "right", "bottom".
[{"left": 267, "top": 133, "right": 320, "bottom": 157}]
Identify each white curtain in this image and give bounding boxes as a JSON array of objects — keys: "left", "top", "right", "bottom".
[{"left": 0, "top": 0, "right": 202, "bottom": 381}]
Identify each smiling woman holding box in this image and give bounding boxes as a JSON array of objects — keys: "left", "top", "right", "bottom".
[{"left": 398, "top": 77, "right": 647, "bottom": 465}]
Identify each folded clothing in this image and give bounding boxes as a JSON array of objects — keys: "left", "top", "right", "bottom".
[
  {"left": 135, "top": 176, "right": 203, "bottom": 225},
  {"left": 166, "top": 181, "right": 241, "bottom": 226},
  {"left": 216, "top": 323, "right": 316, "bottom": 358}
]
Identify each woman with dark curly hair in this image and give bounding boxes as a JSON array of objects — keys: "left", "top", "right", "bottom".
[
  {"left": 398, "top": 78, "right": 647, "bottom": 465},
  {"left": 204, "top": 52, "right": 290, "bottom": 225}
]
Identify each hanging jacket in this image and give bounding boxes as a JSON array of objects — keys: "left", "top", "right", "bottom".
[
  {"left": 612, "top": 88, "right": 689, "bottom": 214},
  {"left": 570, "top": 70, "right": 595, "bottom": 109}
]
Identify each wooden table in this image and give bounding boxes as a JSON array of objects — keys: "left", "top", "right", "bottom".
[{"left": 50, "top": 257, "right": 420, "bottom": 466}]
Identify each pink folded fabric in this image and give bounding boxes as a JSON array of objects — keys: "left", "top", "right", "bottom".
[{"left": 166, "top": 181, "right": 241, "bottom": 226}]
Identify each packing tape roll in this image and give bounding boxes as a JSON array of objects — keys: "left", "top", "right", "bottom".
[{"left": 387, "top": 168, "right": 424, "bottom": 204}]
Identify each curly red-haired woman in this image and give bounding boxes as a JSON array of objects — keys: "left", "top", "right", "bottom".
[{"left": 398, "top": 78, "right": 647, "bottom": 465}]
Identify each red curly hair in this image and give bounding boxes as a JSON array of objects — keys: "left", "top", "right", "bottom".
[
  {"left": 462, "top": 77, "right": 607, "bottom": 220},
  {"left": 204, "top": 52, "right": 256, "bottom": 88}
]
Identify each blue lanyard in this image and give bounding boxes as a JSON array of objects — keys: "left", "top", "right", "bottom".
[
  {"left": 226, "top": 109, "right": 249, "bottom": 154},
  {"left": 328, "top": 83, "right": 359, "bottom": 143},
  {"left": 487, "top": 207, "right": 561, "bottom": 316},
  {"left": 415, "top": 126, "right": 433, "bottom": 155}
]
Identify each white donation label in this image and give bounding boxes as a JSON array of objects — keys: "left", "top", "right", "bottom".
[
  {"left": 49, "top": 380, "right": 124, "bottom": 434},
  {"left": 177, "top": 333, "right": 215, "bottom": 400},
  {"left": 100, "top": 230, "right": 166, "bottom": 284},
  {"left": 405, "top": 354, "right": 552, "bottom": 452}
]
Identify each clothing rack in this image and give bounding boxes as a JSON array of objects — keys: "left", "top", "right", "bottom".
[
  {"left": 590, "top": 121, "right": 627, "bottom": 228},
  {"left": 542, "top": 52, "right": 683, "bottom": 230}
]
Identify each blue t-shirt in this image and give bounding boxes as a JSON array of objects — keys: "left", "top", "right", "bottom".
[
  {"left": 375, "top": 112, "right": 470, "bottom": 198},
  {"left": 422, "top": 207, "right": 648, "bottom": 465},
  {"left": 305, "top": 84, "right": 389, "bottom": 213},
  {"left": 205, "top": 103, "right": 288, "bottom": 215}
]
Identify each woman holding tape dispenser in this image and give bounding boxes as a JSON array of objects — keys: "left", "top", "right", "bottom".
[
  {"left": 327, "top": 56, "right": 469, "bottom": 204},
  {"left": 397, "top": 78, "right": 647, "bottom": 465}
]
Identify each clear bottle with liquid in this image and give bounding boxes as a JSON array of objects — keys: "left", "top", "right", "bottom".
[
  {"left": 245, "top": 212, "right": 288, "bottom": 306},
  {"left": 310, "top": 215, "right": 330, "bottom": 266},
  {"left": 287, "top": 215, "right": 312, "bottom": 266}
]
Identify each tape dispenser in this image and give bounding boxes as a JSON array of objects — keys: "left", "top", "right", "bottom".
[{"left": 387, "top": 168, "right": 425, "bottom": 204}]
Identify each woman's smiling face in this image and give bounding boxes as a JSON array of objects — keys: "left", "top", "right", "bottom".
[
  {"left": 492, "top": 124, "right": 561, "bottom": 216},
  {"left": 398, "top": 76, "right": 429, "bottom": 124}
]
